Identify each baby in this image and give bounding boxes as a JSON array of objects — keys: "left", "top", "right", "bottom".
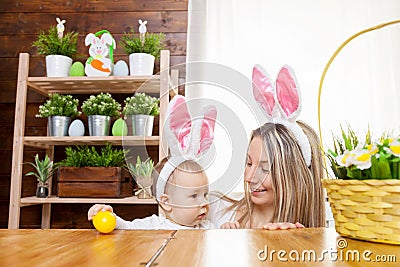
[
  {"left": 88, "top": 158, "right": 211, "bottom": 229},
  {"left": 88, "top": 96, "right": 217, "bottom": 229}
]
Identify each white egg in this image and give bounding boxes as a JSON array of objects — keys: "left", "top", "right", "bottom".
[
  {"left": 68, "top": 119, "right": 85, "bottom": 136},
  {"left": 113, "top": 60, "right": 129, "bottom": 76}
]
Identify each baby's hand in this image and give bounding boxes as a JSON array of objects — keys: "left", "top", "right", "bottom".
[
  {"left": 87, "top": 204, "right": 113, "bottom": 221},
  {"left": 220, "top": 221, "right": 240, "bottom": 229},
  {"left": 262, "top": 222, "right": 304, "bottom": 230}
]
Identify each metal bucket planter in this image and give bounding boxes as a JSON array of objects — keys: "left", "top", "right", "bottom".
[
  {"left": 48, "top": 116, "right": 71, "bottom": 136},
  {"left": 130, "top": 115, "right": 154, "bottom": 136},
  {"left": 88, "top": 115, "right": 111, "bottom": 136}
]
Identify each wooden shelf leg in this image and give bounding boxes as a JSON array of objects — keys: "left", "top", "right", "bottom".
[
  {"left": 170, "top": 69, "right": 179, "bottom": 97},
  {"left": 41, "top": 147, "right": 55, "bottom": 229},
  {"left": 41, "top": 204, "right": 52, "bottom": 229},
  {"left": 8, "top": 53, "right": 29, "bottom": 229},
  {"left": 159, "top": 50, "right": 170, "bottom": 162}
]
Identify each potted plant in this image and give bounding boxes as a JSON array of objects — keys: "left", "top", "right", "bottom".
[
  {"left": 127, "top": 156, "right": 154, "bottom": 199},
  {"left": 32, "top": 18, "right": 79, "bottom": 77},
  {"left": 36, "top": 93, "right": 81, "bottom": 136},
  {"left": 81, "top": 93, "right": 122, "bottom": 136},
  {"left": 323, "top": 126, "right": 400, "bottom": 244},
  {"left": 25, "top": 154, "right": 59, "bottom": 198},
  {"left": 123, "top": 92, "right": 160, "bottom": 136},
  {"left": 119, "top": 19, "right": 165, "bottom": 76},
  {"left": 58, "top": 144, "right": 132, "bottom": 197}
]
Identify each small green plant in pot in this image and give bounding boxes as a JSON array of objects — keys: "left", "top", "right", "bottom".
[
  {"left": 127, "top": 156, "right": 154, "bottom": 198},
  {"left": 36, "top": 93, "right": 81, "bottom": 136},
  {"left": 123, "top": 93, "right": 160, "bottom": 136},
  {"left": 25, "top": 154, "right": 59, "bottom": 198},
  {"left": 81, "top": 93, "right": 122, "bottom": 136},
  {"left": 32, "top": 18, "right": 79, "bottom": 77},
  {"left": 119, "top": 19, "right": 165, "bottom": 76}
]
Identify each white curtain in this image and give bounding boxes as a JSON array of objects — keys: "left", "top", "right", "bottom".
[{"left": 186, "top": 0, "right": 400, "bottom": 193}]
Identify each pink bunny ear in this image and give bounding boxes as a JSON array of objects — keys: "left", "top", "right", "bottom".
[
  {"left": 198, "top": 106, "right": 217, "bottom": 154},
  {"left": 168, "top": 96, "right": 192, "bottom": 151},
  {"left": 275, "top": 65, "right": 301, "bottom": 120},
  {"left": 252, "top": 65, "right": 275, "bottom": 119}
]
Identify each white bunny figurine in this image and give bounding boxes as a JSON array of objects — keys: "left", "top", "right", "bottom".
[
  {"left": 138, "top": 19, "right": 147, "bottom": 45},
  {"left": 84, "top": 31, "right": 116, "bottom": 76},
  {"left": 138, "top": 19, "right": 148, "bottom": 34},
  {"left": 56, "top": 17, "right": 66, "bottom": 39}
]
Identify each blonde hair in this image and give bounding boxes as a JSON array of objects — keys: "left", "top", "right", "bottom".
[{"left": 222, "top": 121, "right": 325, "bottom": 228}]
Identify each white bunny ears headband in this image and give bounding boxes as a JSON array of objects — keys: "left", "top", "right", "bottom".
[
  {"left": 252, "top": 64, "right": 311, "bottom": 166},
  {"left": 156, "top": 96, "right": 217, "bottom": 200}
]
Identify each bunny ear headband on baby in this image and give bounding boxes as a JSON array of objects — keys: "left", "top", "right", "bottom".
[
  {"left": 156, "top": 95, "right": 217, "bottom": 201},
  {"left": 252, "top": 64, "right": 311, "bottom": 166}
]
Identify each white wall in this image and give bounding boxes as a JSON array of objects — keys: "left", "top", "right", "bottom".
[{"left": 187, "top": 0, "right": 400, "bottom": 193}]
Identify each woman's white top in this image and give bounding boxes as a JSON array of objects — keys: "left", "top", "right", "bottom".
[
  {"left": 208, "top": 195, "right": 238, "bottom": 229},
  {"left": 116, "top": 214, "right": 213, "bottom": 230}
]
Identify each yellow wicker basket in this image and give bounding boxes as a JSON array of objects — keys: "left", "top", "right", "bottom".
[
  {"left": 318, "top": 19, "right": 400, "bottom": 245},
  {"left": 322, "top": 179, "right": 400, "bottom": 244}
]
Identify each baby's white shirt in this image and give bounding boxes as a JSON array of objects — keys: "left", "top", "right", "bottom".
[{"left": 115, "top": 214, "right": 214, "bottom": 230}]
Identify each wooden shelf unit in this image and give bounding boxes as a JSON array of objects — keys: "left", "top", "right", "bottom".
[{"left": 8, "top": 51, "right": 177, "bottom": 229}]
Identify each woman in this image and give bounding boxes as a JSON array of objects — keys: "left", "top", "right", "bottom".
[
  {"left": 210, "top": 122, "right": 325, "bottom": 229},
  {"left": 209, "top": 65, "right": 326, "bottom": 229}
]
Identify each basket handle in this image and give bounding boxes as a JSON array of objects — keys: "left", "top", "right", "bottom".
[{"left": 317, "top": 19, "right": 400, "bottom": 175}]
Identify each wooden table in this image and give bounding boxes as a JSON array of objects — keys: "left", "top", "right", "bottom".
[
  {"left": 0, "top": 229, "right": 173, "bottom": 266},
  {"left": 0, "top": 228, "right": 398, "bottom": 266}
]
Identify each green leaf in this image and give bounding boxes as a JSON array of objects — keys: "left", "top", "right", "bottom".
[
  {"left": 119, "top": 30, "right": 165, "bottom": 60},
  {"left": 327, "top": 149, "right": 338, "bottom": 157},
  {"left": 60, "top": 144, "right": 128, "bottom": 167},
  {"left": 371, "top": 161, "right": 392, "bottom": 179},
  {"left": 37, "top": 93, "right": 81, "bottom": 118},
  {"left": 81, "top": 93, "right": 121, "bottom": 118},
  {"left": 392, "top": 161, "right": 399, "bottom": 179},
  {"left": 123, "top": 93, "right": 160, "bottom": 116},
  {"left": 32, "top": 26, "right": 79, "bottom": 58},
  {"left": 25, "top": 154, "right": 58, "bottom": 183},
  {"left": 127, "top": 155, "right": 154, "bottom": 177}
]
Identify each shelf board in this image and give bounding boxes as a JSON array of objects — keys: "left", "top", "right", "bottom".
[
  {"left": 24, "top": 136, "right": 159, "bottom": 148},
  {"left": 20, "top": 196, "right": 157, "bottom": 206},
  {"left": 27, "top": 75, "right": 160, "bottom": 95}
]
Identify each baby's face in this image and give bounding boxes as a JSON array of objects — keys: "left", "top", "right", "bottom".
[{"left": 166, "top": 171, "right": 209, "bottom": 227}]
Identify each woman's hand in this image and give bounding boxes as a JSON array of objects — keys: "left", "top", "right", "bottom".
[
  {"left": 262, "top": 222, "right": 304, "bottom": 230},
  {"left": 87, "top": 204, "right": 113, "bottom": 221},
  {"left": 220, "top": 221, "right": 240, "bottom": 229}
]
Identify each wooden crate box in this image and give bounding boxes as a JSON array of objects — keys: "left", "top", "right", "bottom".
[{"left": 57, "top": 167, "right": 133, "bottom": 198}]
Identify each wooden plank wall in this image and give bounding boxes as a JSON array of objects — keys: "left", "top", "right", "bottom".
[{"left": 0, "top": 0, "right": 188, "bottom": 228}]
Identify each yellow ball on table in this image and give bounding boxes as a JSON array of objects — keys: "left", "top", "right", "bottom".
[{"left": 92, "top": 211, "right": 116, "bottom": 234}]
